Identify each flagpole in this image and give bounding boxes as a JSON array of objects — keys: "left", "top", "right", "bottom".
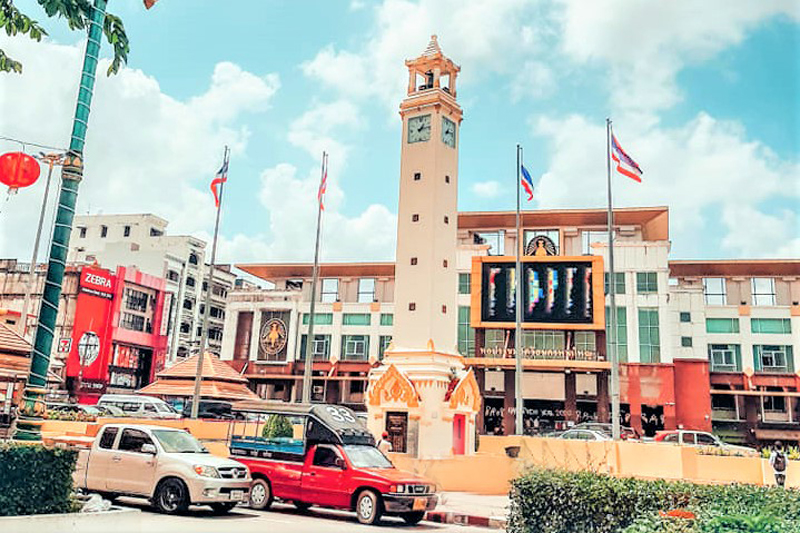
[
  {"left": 606, "top": 119, "right": 621, "bottom": 440},
  {"left": 190, "top": 145, "right": 229, "bottom": 419},
  {"left": 514, "top": 144, "right": 524, "bottom": 436},
  {"left": 302, "top": 151, "right": 327, "bottom": 404}
]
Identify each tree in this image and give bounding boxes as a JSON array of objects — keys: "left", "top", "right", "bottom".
[
  {"left": 0, "top": 0, "right": 131, "bottom": 75},
  {"left": 262, "top": 415, "right": 294, "bottom": 440}
]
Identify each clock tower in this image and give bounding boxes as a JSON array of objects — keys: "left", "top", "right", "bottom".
[
  {"left": 394, "top": 35, "right": 462, "bottom": 353},
  {"left": 367, "top": 37, "right": 479, "bottom": 458}
]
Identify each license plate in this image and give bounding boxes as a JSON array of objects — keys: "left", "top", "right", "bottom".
[
  {"left": 413, "top": 497, "right": 426, "bottom": 511},
  {"left": 231, "top": 490, "right": 244, "bottom": 501}
]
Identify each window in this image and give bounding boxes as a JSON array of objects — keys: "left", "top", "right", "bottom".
[
  {"left": 638, "top": 308, "right": 661, "bottom": 363},
  {"left": 696, "top": 433, "right": 717, "bottom": 446},
  {"left": 186, "top": 276, "right": 196, "bottom": 287},
  {"left": 475, "top": 231, "right": 505, "bottom": 255},
  {"left": 98, "top": 427, "right": 118, "bottom": 449},
  {"left": 312, "top": 445, "right": 342, "bottom": 468},
  {"left": 582, "top": 230, "right": 608, "bottom": 254},
  {"left": 485, "top": 329, "right": 507, "bottom": 349},
  {"left": 636, "top": 272, "right": 658, "bottom": 293},
  {"left": 302, "top": 313, "right": 333, "bottom": 326},
  {"left": 182, "top": 299, "right": 193, "bottom": 310},
  {"left": 412, "top": 214, "right": 420, "bottom": 222},
  {"left": 680, "top": 312, "right": 691, "bottom": 323},
  {"left": 341, "top": 335, "right": 369, "bottom": 361},
  {"left": 442, "top": 259, "right": 448, "bottom": 268},
  {"left": 167, "top": 270, "right": 180, "bottom": 282},
  {"left": 441, "top": 305, "right": 447, "bottom": 313},
  {"left": 413, "top": 172, "right": 421, "bottom": 181},
  {"left": 286, "top": 279, "right": 303, "bottom": 291},
  {"left": 681, "top": 337, "right": 693, "bottom": 347},
  {"left": 409, "top": 303, "right": 416, "bottom": 311},
  {"left": 754, "top": 345, "right": 793, "bottom": 373},
  {"left": 458, "top": 307, "right": 474, "bottom": 357},
  {"left": 520, "top": 330, "right": 566, "bottom": 350},
  {"left": 458, "top": 273, "right": 471, "bottom": 294},
  {"left": 751, "top": 278, "right": 776, "bottom": 306},
  {"left": 343, "top": 313, "right": 371, "bottom": 326},
  {"left": 118, "top": 429, "right": 153, "bottom": 453},
  {"left": 605, "top": 306, "right": 628, "bottom": 362},
  {"left": 751, "top": 318, "right": 791, "bottom": 334},
  {"left": 123, "top": 225, "right": 131, "bottom": 237},
  {"left": 575, "top": 332, "right": 596, "bottom": 351},
  {"left": 764, "top": 393, "right": 786, "bottom": 413},
  {"left": 379, "top": 335, "right": 392, "bottom": 360},
  {"left": 706, "top": 318, "right": 739, "bottom": 334},
  {"left": 150, "top": 227, "right": 163, "bottom": 237},
  {"left": 703, "top": 278, "right": 726, "bottom": 305},
  {"left": 180, "top": 322, "right": 190, "bottom": 334},
  {"left": 709, "top": 344, "right": 740, "bottom": 371},
  {"left": 410, "top": 257, "right": 418, "bottom": 265},
  {"left": 120, "top": 313, "right": 146, "bottom": 332},
  {"left": 188, "top": 252, "right": 199, "bottom": 265},
  {"left": 380, "top": 313, "right": 393, "bottom": 326},
  {"left": 79, "top": 227, "right": 87, "bottom": 238},
  {"left": 445, "top": 175, "right": 450, "bottom": 183},
  {"left": 124, "top": 288, "right": 149, "bottom": 312},
  {"left": 444, "top": 216, "right": 449, "bottom": 224},
  {"left": 100, "top": 225, "right": 108, "bottom": 238},
  {"left": 299, "top": 334, "right": 331, "bottom": 361},
  {"left": 604, "top": 272, "right": 626, "bottom": 295},
  {"left": 320, "top": 278, "right": 339, "bottom": 303},
  {"left": 357, "top": 278, "right": 376, "bottom": 303}
]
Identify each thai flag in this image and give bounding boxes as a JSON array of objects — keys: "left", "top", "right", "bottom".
[
  {"left": 520, "top": 164, "right": 534, "bottom": 201},
  {"left": 611, "top": 135, "right": 643, "bottom": 182},
  {"left": 318, "top": 165, "right": 327, "bottom": 210},
  {"left": 210, "top": 159, "right": 228, "bottom": 208}
]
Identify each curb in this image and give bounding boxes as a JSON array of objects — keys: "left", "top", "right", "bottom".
[{"left": 425, "top": 511, "right": 507, "bottom": 529}]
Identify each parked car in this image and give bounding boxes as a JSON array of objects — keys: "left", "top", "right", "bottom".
[
  {"left": 654, "top": 430, "right": 757, "bottom": 455},
  {"left": 97, "top": 394, "right": 180, "bottom": 419},
  {"left": 74, "top": 423, "right": 251, "bottom": 514},
  {"left": 229, "top": 401, "right": 439, "bottom": 525},
  {"left": 571, "top": 422, "right": 640, "bottom": 440},
  {"left": 182, "top": 400, "right": 235, "bottom": 420},
  {"left": 93, "top": 404, "right": 126, "bottom": 417},
  {"left": 558, "top": 428, "right": 612, "bottom": 441}
]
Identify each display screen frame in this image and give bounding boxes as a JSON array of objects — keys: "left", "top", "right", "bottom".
[{"left": 470, "top": 255, "right": 605, "bottom": 331}]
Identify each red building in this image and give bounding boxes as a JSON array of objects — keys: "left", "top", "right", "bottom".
[{"left": 65, "top": 265, "right": 169, "bottom": 403}]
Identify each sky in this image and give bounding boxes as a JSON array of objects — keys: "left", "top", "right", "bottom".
[{"left": 0, "top": 0, "right": 798, "bottom": 267}]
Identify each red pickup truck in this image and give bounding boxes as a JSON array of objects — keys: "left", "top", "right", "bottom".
[{"left": 229, "top": 401, "right": 438, "bottom": 525}]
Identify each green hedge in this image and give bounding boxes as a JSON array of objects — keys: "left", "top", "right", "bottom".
[
  {"left": 0, "top": 443, "right": 78, "bottom": 516},
  {"left": 509, "top": 468, "right": 800, "bottom": 533}
]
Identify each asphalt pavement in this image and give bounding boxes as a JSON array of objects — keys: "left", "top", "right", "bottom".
[{"left": 112, "top": 498, "right": 495, "bottom": 533}]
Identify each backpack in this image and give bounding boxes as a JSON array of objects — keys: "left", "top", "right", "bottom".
[{"left": 773, "top": 451, "right": 787, "bottom": 472}]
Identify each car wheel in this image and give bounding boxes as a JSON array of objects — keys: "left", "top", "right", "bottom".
[
  {"left": 248, "top": 478, "right": 273, "bottom": 510},
  {"left": 154, "top": 478, "right": 189, "bottom": 514},
  {"left": 402, "top": 511, "right": 426, "bottom": 525},
  {"left": 355, "top": 489, "right": 382, "bottom": 525},
  {"left": 210, "top": 502, "right": 237, "bottom": 514},
  {"left": 293, "top": 500, "right": 312, "bottom": 512}
]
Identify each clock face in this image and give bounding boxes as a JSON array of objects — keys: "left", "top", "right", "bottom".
[
  {"left": 407, "top": 114, "right": 432, "bottom": 143},
  {"left": 442, "top": 116, "right": 456, "bottom": 148}
]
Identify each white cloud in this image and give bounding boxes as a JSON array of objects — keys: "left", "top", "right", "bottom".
[
  {"left": 0, "top": 37, "right": 279, "bottom": 261},
  {"left": 510, "top": 61, "right": 556, "bottom": 102},
  {"left": 534, "top": 112, "right": 800, "bottom": 258},
  {"left": 472, "top": 180, "right": 504, "bottom": 198},
  {"left": 721, "top": 206, "right": 800, "bottom": 258}
]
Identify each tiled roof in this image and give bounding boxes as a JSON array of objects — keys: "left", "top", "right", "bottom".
[
  {"left": 0, "top": 323, "right": 31, "bottom": 356},
  {"left": 136, "top": 379, "right": 258, "bottom": 401},
  {"left": 154, "top": 352, "right": 247, "bottom": 383}
]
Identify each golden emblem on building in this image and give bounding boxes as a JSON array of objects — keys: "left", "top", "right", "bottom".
[{"left": 260, "top": 318, "right": 287, "bottom": 356}]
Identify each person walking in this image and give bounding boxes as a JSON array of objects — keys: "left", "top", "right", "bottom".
[
  {"left": 377, "top": 432, "right": 393, "bottom": 454},
  {"left": 769, "top": 440, "right": 788, "bottom": 487}
]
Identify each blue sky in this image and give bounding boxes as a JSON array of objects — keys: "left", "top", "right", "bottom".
[{"left": 0, "top": 0, "right": 798, "bottom": 264}]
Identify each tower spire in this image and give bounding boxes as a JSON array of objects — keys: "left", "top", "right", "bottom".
[{"left": 423, "top": 34, "right": 442, "bottom": 57}]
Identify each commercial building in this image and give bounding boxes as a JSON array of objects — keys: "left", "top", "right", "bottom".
[{"left": 68, "top": 214, "right": 236, "bottom": 362}]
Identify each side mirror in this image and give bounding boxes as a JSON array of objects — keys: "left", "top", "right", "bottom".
[
  {"left": 334, "top": 457, "right": 346, "bottom": 469},
  {"left": 141, "top": 443, "right": 157, "bottom": 455}
]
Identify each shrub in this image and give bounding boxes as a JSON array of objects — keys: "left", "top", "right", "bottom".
[
  {"left": 509, "top": 468, "right": 800, "bottom": 533},
  {"left": 0, "top": 443, "right": 78, "bottom": 516}
]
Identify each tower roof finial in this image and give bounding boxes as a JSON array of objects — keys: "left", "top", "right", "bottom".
[{"left": 423, "top": 34, "right": 442, "bottom": 57}]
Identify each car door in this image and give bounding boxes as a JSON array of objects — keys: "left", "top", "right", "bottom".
[
  {"left": 85, "top": 426, "right": 120, "bottom": 491},
  {"left": 107, "top": 428, "right": 158, "bottom": 495},
  {"left": 301, "top": 445, "right": 350, "bottom": 508}
]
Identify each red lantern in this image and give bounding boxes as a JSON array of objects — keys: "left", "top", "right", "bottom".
[{"left": 0, "top": 152, "right": 41, "bottom": 190}]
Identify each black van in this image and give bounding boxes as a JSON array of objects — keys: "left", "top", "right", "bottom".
[{"left": 182, "top": 399, "right": 234, "bottom": 419}]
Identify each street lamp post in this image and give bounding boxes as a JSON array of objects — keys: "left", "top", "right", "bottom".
[{"left": 14, "top": 0, "right": 109, "bottom": 441}]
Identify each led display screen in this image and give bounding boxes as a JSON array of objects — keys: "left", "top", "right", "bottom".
[{"left": 480, "top": 261, "right": 595, "bottom": 324}]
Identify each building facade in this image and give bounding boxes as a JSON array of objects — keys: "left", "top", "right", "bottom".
[{"left": 68, "top": 213, "right": 236, "bottom": 362}]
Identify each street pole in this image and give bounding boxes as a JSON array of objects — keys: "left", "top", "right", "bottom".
[
  {"left": 190, "top": 146, "right": 229, "bottom": 419},
  {"left": 514, "top": 144, "right": 524, "bottom": 436},
  {"left": 19, "top": 153, "right": 63, "bottom": 337},
  {"left": 15, "top": 0, "right": 109, "bottom": 441},
  {"left": 606, "top": 118, "right": 621, "bottom": 441},
  {"left": 302, "top": 152, "right": 327, "bottom": 404}
]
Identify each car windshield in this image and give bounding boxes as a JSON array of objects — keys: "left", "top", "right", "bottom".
[
  {"left": 154, "top": 403, "right": 174, "bottom": 413},
  {"left": 343, "top": 445, "right": 394, "bottom": 469},
  {"left": 152, "top": 429, "right": 208, "bottom": 453}
]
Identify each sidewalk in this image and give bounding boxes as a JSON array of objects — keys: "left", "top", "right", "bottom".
[{"left": 426, "top": 492, "right": 509, "bottom": 529}]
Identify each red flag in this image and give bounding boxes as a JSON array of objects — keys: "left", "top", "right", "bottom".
[
  {"left": 317, "top": 164, "right": 327, "bottom": 210},
  {"left": 210, "top": 159, "right": 228, "bottom": 208}
]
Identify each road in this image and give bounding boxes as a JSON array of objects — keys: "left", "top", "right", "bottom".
[{"left": 112, "top": 498, "right": 494, "bottom": 533}]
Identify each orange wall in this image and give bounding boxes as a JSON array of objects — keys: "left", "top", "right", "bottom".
[{"left": 673, "top": 360, "right": 712, "bottom": 431}]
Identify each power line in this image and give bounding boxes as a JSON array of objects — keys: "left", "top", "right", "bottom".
[{"left": 0, "top": 135, "right": 68, "bottom": 153}]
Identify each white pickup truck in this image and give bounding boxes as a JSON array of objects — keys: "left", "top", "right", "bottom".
[{"left": 74, "top": 423, "right": 251, "bottom": 514}]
